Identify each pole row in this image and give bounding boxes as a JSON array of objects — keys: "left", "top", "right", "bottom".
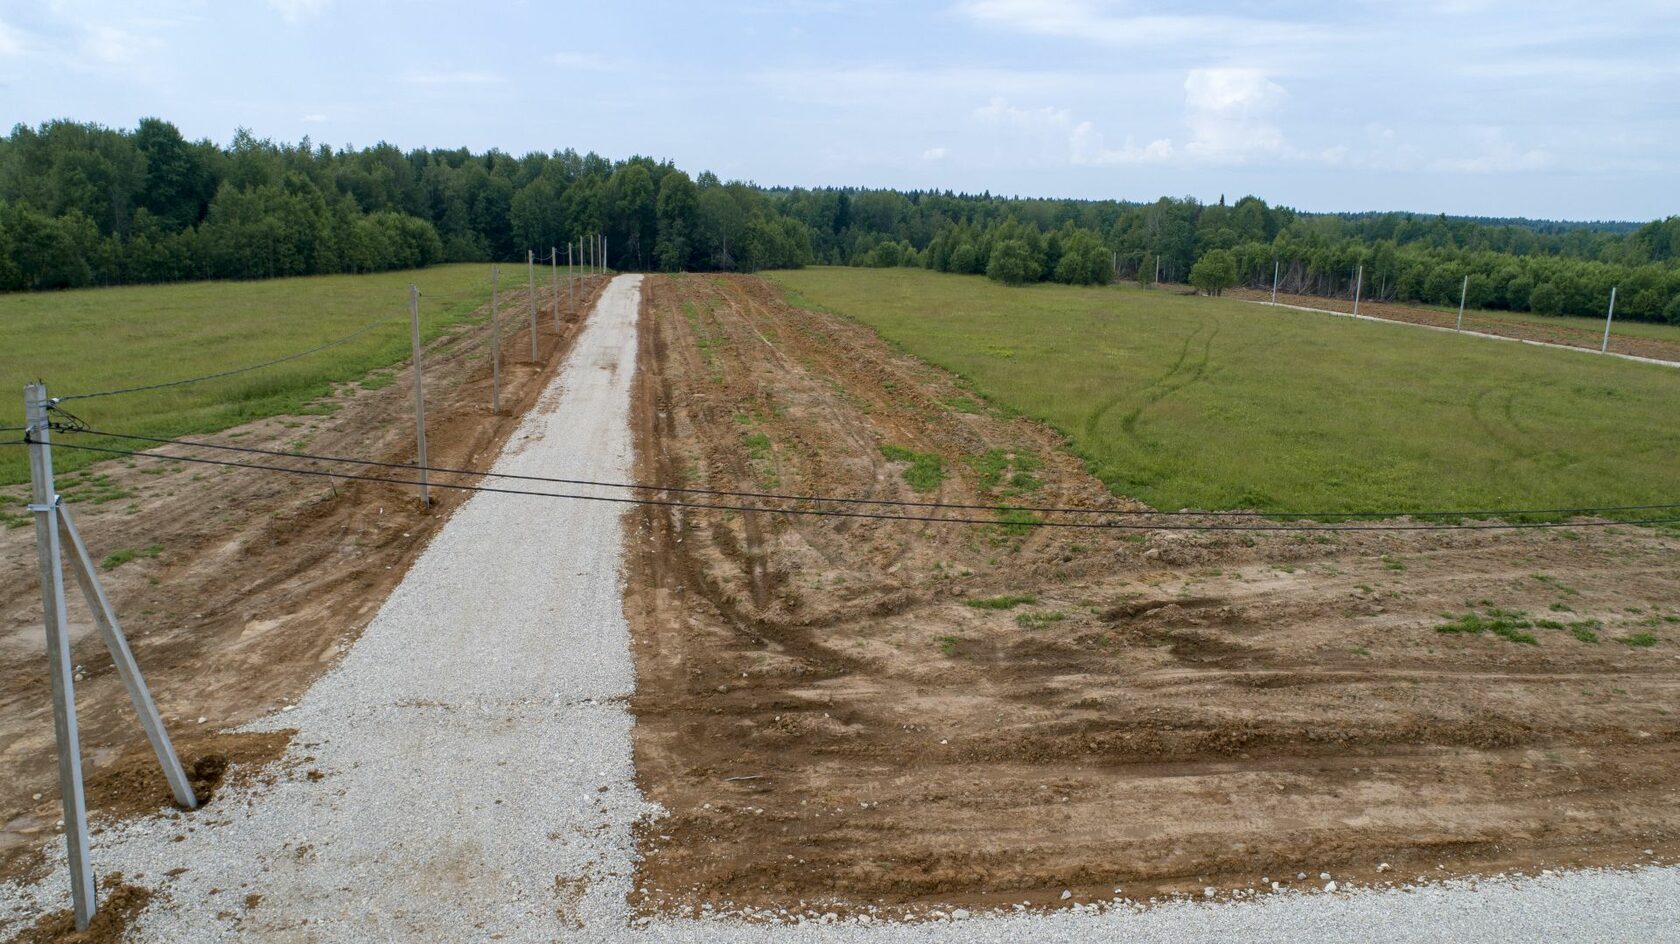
[{"left": 1262, "top": 258, "right": 1623, "bottom": 351}]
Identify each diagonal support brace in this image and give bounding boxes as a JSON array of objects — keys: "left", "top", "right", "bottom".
[{"left": 58, "top": 503, "right": 198, "bottom": 810}]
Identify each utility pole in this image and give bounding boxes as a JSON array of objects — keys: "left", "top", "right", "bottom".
[
  {"left": 1271, "top": 259, "right": 1279, "bottom": 304},
  {"left": 25, "top": 383, "right": 202, "bottom": 931},
  {"left": 1456, "top": 274, "right": 1468, "bottom": 332},
  {"left": 1352, "top": 264, "right": 1363, "bottom": 316},
  {"left": 25, "top": 383, "right": 95, "bottom": 931},
  {"left": 550, "top": 246, "right": 559, "bottom": 328},
  {"left": 1601, "top": 286, "right": 1618, "bottom": 353},
  {"left": 527, "top": 249, "right": 538, "bottom": 361},
  {"left": 408, "top": 285, "right": 430, "bottom": 505},
  {"left": 490, "top": 265, "right": 501, "bottom": 414},
  {"left": 1154, "top": 255, "right": 1161, "bottom": 285},
  {"left": 602, "top": 234, "right": 608, "bottom": 274},
  {"left": 567, "top": 242, "right": 574, "bottom": 315}
]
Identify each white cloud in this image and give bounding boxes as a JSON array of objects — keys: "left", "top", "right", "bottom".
[
  {"left": 402, "top": 70, "right": 504, "bottom": 86},
  {"left": 1427, "top": 127, "right": 1551, "bottom": 173},
  {"left": 1068, "top": 121, "right": 1172, "bottom": 165},
  {"left": 758, "top": 65, "right": 1074, "bottom": 110},
  {"left": 922, "top": 146, "right": 948, "bottom": 160},
  {"left": 79, "top": 24, "right": 148, "bottom": 65},
  {"left": 957, "top": 0, "right": 1331, "bottom": 49},
  {"left": 268, "top": 0, "right": 330, "bottom": 23},
  {"left": 302, "top": 113, "right": 328, "bottom": 123},
  {"left": 1182, "top": 67, "right": 1287, "bottom": 162},
  {"left": 973, "top": 96, "right": 1071, "bottom": 129},
  {"left": 0, "top": 17, "right": 31, "bottom": 58}
]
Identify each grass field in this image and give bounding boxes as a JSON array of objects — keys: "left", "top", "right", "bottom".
[
  {"left": 771, "top": 267, "right": 1680, "bottom": 519},
  {"left": 0, "top": 264, "right": 504, "bottom": 487}
]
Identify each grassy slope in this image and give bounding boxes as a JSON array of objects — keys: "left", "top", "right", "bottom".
[
  {"left": 771, "top": 267, "right": 1680, "bottom": 519},
  {"left": 0, "top": 264, "right": 503, "bottom": 486}
]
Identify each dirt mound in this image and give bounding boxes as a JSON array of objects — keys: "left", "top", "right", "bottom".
[{"left": 5, "top": 875, "right": 150, "bottom": 944}]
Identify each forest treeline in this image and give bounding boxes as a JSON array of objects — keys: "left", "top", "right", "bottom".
[{"left": 3, "top": 119, "right": 1678, "bottom": 322}]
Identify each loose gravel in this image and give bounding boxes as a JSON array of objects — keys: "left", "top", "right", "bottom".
[{"left": 3, "top": 273, "right": 1677, "bottom": 942}]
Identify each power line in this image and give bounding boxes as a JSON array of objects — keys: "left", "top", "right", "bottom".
[
  {"left": 30, "top": 440, "right": 1680, "bottom": 533},
  {"left": 46, "top": 425, "right": 1680, "bottom": 522},
  {"left": 54, "top": 311, "right": 408, "bottom": 402}
]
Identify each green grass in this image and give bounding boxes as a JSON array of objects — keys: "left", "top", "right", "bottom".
[
  {"left": 1435, "top": 607, "right": 1538, "bottom": 644},
  {"left": 966, "top": 594, "right": 1037, "bottom": 610},
  {"left": 967, "top": 448, "right": 1042, "bottom": 495},
  {"left": 101, "top": 542, "right": 161, "bottom": 570},
  {"left": 880, "top": 444, "right": 946, "bottom": 491},
  {"left": 1617, "top": 632, "right": 1658, "bottom": 647},
  {"left": 770, "top": 268, "right": 1680, "bottom": 519},
  {"left": 0, "top": 264, "right": 501, "bottom": 487},
  {"left": 1015, "top": 610, "right": 1068, "bottom": 629}
]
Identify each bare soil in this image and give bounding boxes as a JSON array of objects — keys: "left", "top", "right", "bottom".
[
  {"left": 624, "top": 273, "right": 1680, "bottom": 918},
  {"left": 1223, "top": 286, "right": 1680, "bottom": 363},
  {"left": 0, "top": 277, "right": 610, "bottom": 891},
  {"left": 6, "top": 875, "right": 150, "bottom": 944}
]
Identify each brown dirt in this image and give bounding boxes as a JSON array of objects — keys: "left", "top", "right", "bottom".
[
  {"left": 4, "top": 875, "right": 151, "bottom": 944},
  {"left": 0, "top": 276, "right": 611, "bottom": 887},
  {"left": 624, "top": 273, "right": 1680, "bottom": 918},
  {"left": 1223, "top": 285, "right": 1680, "bottom": 363}
]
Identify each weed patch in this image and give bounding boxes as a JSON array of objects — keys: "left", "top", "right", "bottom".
[
  {"left": 967, "top": 594, "right": 1037, "bottom": 610},
  {"left": 101, "top": 543, "right": 162, "bottom": 571},
  {"left": 1436, "top": 607, "right": 1538, "bottom": 644},
  {"left": 1015, "top": 611, "right": 1067, "bottom": 629},
  {"left": 880, "top": 445, "right": 946, "bottom": 491}
]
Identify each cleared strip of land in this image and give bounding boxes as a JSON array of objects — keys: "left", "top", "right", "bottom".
[{"left": 1222, "top": 285, "right": 1680, "bottom": 362}]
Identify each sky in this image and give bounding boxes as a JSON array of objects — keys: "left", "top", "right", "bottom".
[{"left": 1, "top": 0, "right": 1676, "bottom": 221}]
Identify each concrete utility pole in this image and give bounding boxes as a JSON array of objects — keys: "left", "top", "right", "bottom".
[
  {"left": 490, "top": 265, "right": 501, "bottom": 414},
  {"left": 1456, "top": 274, "right": 1468, "bottom": 332},
  {"left": 1601, "top": 286, "right": 1618, "bottom": 353},
  {"left": 1271, "top": 259, "right": 1279, "bottom": 304},
  {"left": 567, "top": 242, "right": 574, "bottom": 316},
  {"left": 25, "top": 382, "right": 199, "bottom": 930},
  {"left": 602, "top": 234, "right": 608, "bottom": 273},
  {"left": 25, "top": 382, "right": 95, "bottom": 930},
  {"left": 409, "top": 284, "right": 430, "bottom": 505},
  {"left": 1352, "top": 264, "right": 1363, "bottom": 316},
  {"left": 527, "top": 250, "right": 538, "bottom": 361},
  {"left": 550, "top": 247, "right": 559, "bottom": 327}
]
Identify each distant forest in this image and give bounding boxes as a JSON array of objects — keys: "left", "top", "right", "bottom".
[{"left": 3, "top": 119, "right": 1678, "bottom": 323}]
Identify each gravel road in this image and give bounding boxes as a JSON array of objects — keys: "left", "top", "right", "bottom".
[{"left": 3, "top": 273, "right": 1677, "bottom": 942}]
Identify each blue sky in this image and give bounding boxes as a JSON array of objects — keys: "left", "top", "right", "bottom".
[{"left": 2, "top": 0, "right": 1676, "bottom": 221}]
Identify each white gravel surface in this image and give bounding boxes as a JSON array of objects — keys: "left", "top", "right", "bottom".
[{"left": 4, "top": 272, "right": 1678, "bottom": 942}]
